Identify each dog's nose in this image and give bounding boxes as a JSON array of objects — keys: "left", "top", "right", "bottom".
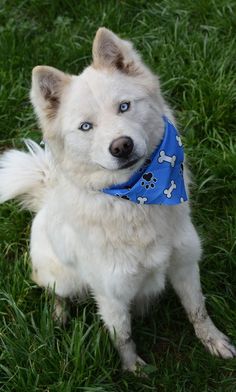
[{"left": 109, "top": 136, "right": 134, "bottom": 158}]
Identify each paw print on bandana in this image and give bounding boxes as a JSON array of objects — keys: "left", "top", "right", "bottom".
[{"left": 141, "top": 172, "right": 157, "bottom": 189}]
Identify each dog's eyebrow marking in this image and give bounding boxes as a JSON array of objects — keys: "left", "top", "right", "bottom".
[{"left": 133, "top": 97, "right": 146, "bottom": 102}]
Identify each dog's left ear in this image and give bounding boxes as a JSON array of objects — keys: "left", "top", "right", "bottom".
[
  {"left": 92, "top": 27, "right": 143, "bottom": 75},
  {"left": 30, "top": 66, "right": 71, "bottom": 134}
]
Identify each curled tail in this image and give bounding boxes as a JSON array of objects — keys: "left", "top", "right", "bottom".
[{"left": 0, "top": 140, "right": 53, "bottom": 212}]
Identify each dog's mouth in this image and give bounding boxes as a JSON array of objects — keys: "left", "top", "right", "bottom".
[
  {"left": 119, "top": 157, "right": 141, "bottom": 170},
  {"left": 97, "top": 155, "right": 145, "bottom": 171},
  {"left": 118, "top": 155, "right": 146, "bottom": 170}
]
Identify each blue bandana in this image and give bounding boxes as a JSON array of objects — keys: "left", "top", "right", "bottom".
[{"left": 102, "top": 116, "right": 188, "bottom": 205}]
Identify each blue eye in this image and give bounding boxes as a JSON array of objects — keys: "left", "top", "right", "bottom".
[
  {"left": 79, "top": 122, "right": 93, "bottom": 131},
  {"left": 119, "top": 102, "right": 130, "bottom": 113}
]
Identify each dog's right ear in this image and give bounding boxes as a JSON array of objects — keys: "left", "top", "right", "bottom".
[
  {"left": 92, "top": 27, "right": 142, "bottom": 75},
  {"left": 92, "top": 28, "right": 160, "bottom": 94},
  {"left": 30, "top": 66, "right": 71, "bottom": 133}
]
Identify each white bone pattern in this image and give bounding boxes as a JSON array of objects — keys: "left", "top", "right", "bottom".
[
  {"left": 176, "top": 135, "right": 182, "bottom": 147},
  {"left": 164, "top": 180, "right": 176, "bottom": 198},
  {"left": 137, "top": 196, "right": 148, "bottom": 205},
  {"left": 158, "top": 150, "right": 176, "bottom": 167}
]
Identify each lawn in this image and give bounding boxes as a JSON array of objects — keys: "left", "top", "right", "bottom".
[{"left": 0, "top": 0, "right": 236, "bottom": 391}]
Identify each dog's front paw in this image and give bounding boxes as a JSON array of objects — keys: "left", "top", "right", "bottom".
[
  {"left": 122, "top": 355, "right": 147, "bottom": 375},
  {"left": 196, "top": 321, "right": 236, "bottom": 359},
  {"left": 204, "top": 333, "right": 236, "bottom": 359}
]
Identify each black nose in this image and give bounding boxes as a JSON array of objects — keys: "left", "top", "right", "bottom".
[{"left": 109, "top": 136, "right": 134, "bottom": 158}]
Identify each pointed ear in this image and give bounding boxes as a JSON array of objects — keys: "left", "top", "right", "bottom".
[
  {"left": 92, "top": 27, "right": 143, "bottom": 75},
  {"left": 30, "top": 66, "right": 71, "bottom": 128}
]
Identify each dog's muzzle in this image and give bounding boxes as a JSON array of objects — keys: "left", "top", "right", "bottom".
[
  {"left": 109, "top": 136, "right": 143, "bottom": 170},
  {"left": 109, "top": 136, "right": 134, "bottom": 159}
]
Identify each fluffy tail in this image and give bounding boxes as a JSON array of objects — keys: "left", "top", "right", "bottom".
[{"left": 0, "top": 140, "right": 53, "bottom": 212}]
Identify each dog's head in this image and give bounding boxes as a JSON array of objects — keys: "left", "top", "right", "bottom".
[{"left": 31, "top": 28, "right": 167, "bottom": 188}]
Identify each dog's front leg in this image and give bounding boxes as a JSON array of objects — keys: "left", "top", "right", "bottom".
[
  {"left": 168, "top": 223, "right": 236, "bottom": 358},
  {"left": 96, "top": 295, "right": 145, "bottom": 372}
]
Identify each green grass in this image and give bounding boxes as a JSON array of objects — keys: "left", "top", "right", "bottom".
[{"left": 0, "top": 0, "right": 236, "bottom": 390}]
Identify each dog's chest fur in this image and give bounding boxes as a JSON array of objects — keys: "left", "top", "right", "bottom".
[{"left": 38, "top": 180, "right": 187, "bottom": 299}]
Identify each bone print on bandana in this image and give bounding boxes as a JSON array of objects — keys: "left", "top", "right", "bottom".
[{"left": 102, "top": 116, "right": 188, "bottom": 205}]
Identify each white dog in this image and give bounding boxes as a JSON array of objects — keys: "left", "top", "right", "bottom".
[{"left": 0, "top": 28, "right": 235, "bottom": 372}]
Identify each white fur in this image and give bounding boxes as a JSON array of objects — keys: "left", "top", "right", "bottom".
[
  {"left": 0, "top": 28, "right": 235, "bottom": 371},
  {"left": 0, "top": 140, "right": 54, "bottom": 211}
]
